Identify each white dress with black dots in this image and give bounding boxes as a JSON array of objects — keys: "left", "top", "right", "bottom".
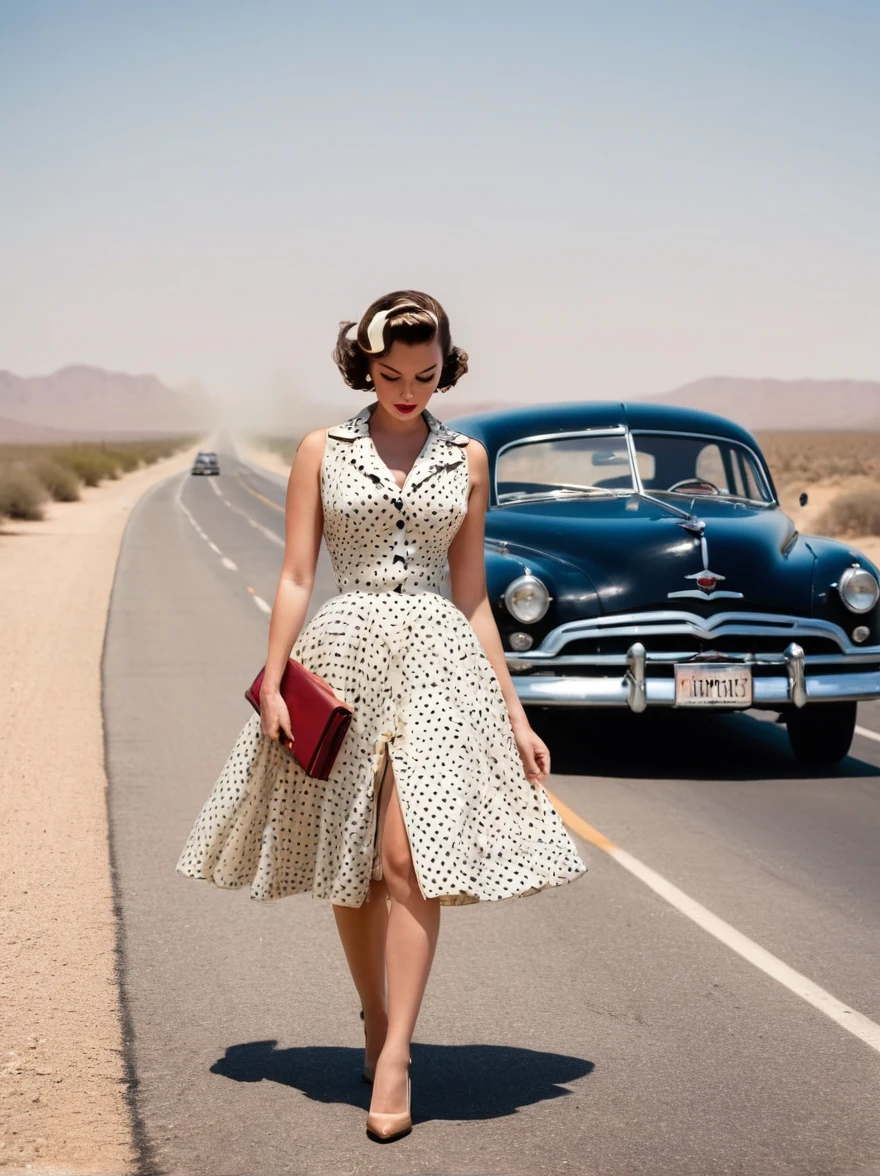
[{"left": 175, "top": 402, "right": 588, "bottom": 907}]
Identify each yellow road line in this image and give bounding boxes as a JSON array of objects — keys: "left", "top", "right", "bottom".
[
  {"left": 545, "top": 789, "right": 618, "bottom": 852},
  {"left": 236, "top": 474, "right": 284, "bottom": 512}
]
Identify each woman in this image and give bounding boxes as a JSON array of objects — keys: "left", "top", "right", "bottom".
[{"left": 176, "top": 290, "right": 587, "bottom": 1142}]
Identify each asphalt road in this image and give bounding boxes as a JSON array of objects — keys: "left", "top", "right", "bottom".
[{"left": 103, "top": 439, "right": 880, "bottom": 1176}]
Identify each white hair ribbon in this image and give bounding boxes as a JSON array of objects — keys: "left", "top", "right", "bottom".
[{"left": 360, "top": 302, "right": 439, "bottom": 354}]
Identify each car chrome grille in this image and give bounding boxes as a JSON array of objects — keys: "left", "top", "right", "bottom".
[
  {"left": 561, "top": 634, "right": 841, "bottom": 657},
  {"left": 508, "top": 609, "right": 877, "bottom": 671}
]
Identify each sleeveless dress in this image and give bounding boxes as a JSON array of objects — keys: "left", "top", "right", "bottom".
[{"left": 175, "top": 403, "right": 588, "bottom": 907}]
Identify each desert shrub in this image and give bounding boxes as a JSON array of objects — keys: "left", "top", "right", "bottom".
[
  {"left": 0, "top": 467, "right": 48, "bottom": 520},
  {"left": 815, "top": 480, "right": 880, "bottom": 537},
  {"left": 102, "top": 447, "right": 142, "bottom": 472},
  {"left": 757, "top": 431, "right": 880, "bottom": 487},
  {"left": 133, "top": 440, "right": 179, "bottom": 465},
  {"left": 30, "top": 457, "right": 82, "bottom": 501},
  {"left": 53, "top": 448, "right": 122, "bottom": 486}
]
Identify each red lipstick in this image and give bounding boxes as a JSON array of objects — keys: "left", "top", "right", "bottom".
[{"left": 395, "top": 403, "right": 417, "bottom": 413}]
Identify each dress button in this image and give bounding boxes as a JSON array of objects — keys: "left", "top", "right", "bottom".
[{"left": 396, "top": 519, "right": 405, "bottom": 529}]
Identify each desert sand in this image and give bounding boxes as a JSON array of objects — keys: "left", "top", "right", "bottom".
[
  {"left": 778, "top": 480, "right": 880, "bottom": 567},
  {"left": 0, "top": 442, "right": 203, "bottom": 1175}
]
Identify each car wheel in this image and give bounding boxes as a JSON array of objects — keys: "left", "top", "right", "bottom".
[{"left": 785, "top": 701, "right": 857, "bottom": 767}]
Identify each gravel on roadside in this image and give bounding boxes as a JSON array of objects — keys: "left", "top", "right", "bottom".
[{"left": 0, "top": 443, "right": 203, "bottom": 1174}]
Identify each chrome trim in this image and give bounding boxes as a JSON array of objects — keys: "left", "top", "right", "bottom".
[
  {"left": 625, "top": 642, "right": 647, "bottom": 713},
  {"left": 513, "top": 670, "right": 880, "bottom": 708},
  {"left": 623, "top": 427, "right": 645, "bottom": 495},
  {"left": 524, "top": 609, "right": 876, "bottom": 660},
  {"left": 503, "top": 574, "right": 551, "bottom": 623},
  {"left": 784, "top": 642, "right": 807, "bottom": 707},
  {"left": 508, "top": 649, "right": 880, "bottom": 668},
  {"left": 838, "top": 565, "right": 880, "bottom": 614},
  {"left": 668, "top": 533, "right": 745, "bottom": 600},
  {"left": 668, "top": 589, "right": 745, "bottom": 600}
]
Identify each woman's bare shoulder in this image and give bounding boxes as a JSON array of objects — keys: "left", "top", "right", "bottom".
[
  {"left": 293, "top": 427, "right": 330, "bottom": 460},
  {"left": 463, "top": 435, "right": 489, "bottom": 477}
]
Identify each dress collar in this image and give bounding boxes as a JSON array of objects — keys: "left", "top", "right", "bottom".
[
  {"left": 326, "top": 400, "right": 470, "bottom": 494},
  {"left": 327, "top": 401, "right": 470, "bottom": 446}
]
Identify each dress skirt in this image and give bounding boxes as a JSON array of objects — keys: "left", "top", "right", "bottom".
[{"left": 175, "top": 588, "right": 587, "bottom": 907}]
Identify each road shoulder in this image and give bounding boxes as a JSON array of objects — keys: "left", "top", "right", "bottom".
[{"left": 0, "top": 444, "right": 202, "bottom": 1173}]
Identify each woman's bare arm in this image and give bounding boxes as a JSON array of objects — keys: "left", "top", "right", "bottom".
[
  {"left": 260, "top": 428, "right": 326, "bottom": 695},
  {"left": 447, "top": 440, "right": 530, "bottom": 733}
]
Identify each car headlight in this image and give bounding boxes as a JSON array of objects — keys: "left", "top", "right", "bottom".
[
  {"left": 503, "top": 574, "right": 550, "bottom": 623},
  {"left": 838, "top": 567, "right": 880, "bottom": 613}
]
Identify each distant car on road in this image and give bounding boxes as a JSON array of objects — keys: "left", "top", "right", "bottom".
[
  {"left": 447, "top": 400, "right": 880, "bottom": 767},
  {"left": 191, "top": 451, "right": 220, "bottom": 476}
]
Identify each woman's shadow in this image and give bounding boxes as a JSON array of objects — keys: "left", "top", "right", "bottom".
[{"left": 211, "top": 1040, "right": 593, "bottom": 1122}]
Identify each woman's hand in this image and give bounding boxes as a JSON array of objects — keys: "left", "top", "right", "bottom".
[
  {"left": 259, "top": 686, "right": 294, "bottom": 750},
  {"left": 512, "top": 718, "right": 550, "bottom": 787}
]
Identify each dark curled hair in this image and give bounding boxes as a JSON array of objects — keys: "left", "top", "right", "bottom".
[{"left": 332, "top": 289, "right": 469, "bottom": 391}]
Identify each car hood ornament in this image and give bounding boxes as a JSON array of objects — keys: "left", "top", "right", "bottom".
[{"left": 668, "top": 534, "right": 744, "bottom": 600}]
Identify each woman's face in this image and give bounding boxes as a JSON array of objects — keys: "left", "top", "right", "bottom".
[{"left": 368, "top": 337, "right": 444, "bottom": 421}]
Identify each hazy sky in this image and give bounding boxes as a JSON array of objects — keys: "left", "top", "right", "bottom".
[{"left": 1, "top": 0, "right": 877, "bottom": 425}]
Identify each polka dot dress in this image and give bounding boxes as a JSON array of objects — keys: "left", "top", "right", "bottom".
[{"left": 175, "top": 402, "right": 588, "bottom": 907}]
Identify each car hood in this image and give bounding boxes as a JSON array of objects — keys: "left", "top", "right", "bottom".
[{"left": 486, "top": 495, "right": 814, "bottom": 615}]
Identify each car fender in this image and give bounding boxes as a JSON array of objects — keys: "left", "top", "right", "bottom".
[
  {"left": 804, "top": 533, "right": 880, "bottom": 644},
  {"left": 486, "top": 541, "right": 601, "bottom": 645}
]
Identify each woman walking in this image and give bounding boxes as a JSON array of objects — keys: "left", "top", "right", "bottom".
[{"left": 176, "top": 290, "right": 587, "bottom": 1142}]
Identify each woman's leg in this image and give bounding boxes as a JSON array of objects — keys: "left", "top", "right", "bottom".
[
  {"left": 370, "top": 754, "right": 440, "bottom": 1113},
  {"left": 332, "top": 881, "right": 389, "bottom": 1072},
  {"left": 331, "top": 750, "right": 395, "bottom": 1070}
]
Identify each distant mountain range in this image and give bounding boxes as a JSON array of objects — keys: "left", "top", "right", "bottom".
[
  {"left": 0, "top": 365, "right": 214, "bottom": 441},
  {"left": 1, "top": 368, "right": 876, "bottom": 444},
  {"left": 641, "top": 377, "right": 880, "bottom": 431}
]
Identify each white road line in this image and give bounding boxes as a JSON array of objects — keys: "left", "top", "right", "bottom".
[
  {"left": 174, "top": 474, "right": 240, "bottom": 575},
  {"left": 552, "top": 794, "right": 880, "bottom": 1055},
  {"left": 609, "top": 844, "right": 880, "bottom": 1053},
  {"left": 209, "top": 479, "right": 222, "bottom": 496},
  {"left": 252, "top": 595, "right": 272, "bottom": 615},
  {"left": 246, "top": 516, "right": 284, "bottom": 547},
  {"left": 855, "top": 725, "right": 880, "bottom": 744}
]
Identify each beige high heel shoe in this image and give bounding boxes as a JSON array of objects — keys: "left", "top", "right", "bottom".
[{"left": 365, "top": 1059, "right": 412, "bottom": 1143}]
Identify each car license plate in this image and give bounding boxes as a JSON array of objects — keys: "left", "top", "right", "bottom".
[{"left": 674, "top": 663, "right": 752, "bottom": 707}]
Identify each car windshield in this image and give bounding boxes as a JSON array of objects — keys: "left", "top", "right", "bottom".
[
  {"left": 630, "top": 432, "right": 773, "bottom": 503},
  {"left": 496, "top": 434, "right": 636, "bottom": 503}
]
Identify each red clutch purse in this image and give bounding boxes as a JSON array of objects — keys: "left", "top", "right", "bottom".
[{"left": 245, "top": 658, "right": 353, "bottom": 780}]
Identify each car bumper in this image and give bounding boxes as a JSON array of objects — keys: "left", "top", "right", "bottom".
[
  {"left": 506, "top": 609, "right": 880, "bottom": 711},
  {"left": 513, "top": 666, "right": 880, "bottom": 709}
]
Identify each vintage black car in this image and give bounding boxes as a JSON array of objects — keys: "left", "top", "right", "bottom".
[
  {"left": 191, "top": 450, "right": 220, "bottom": 476},
  {"left": 447, "top": 401, "right": 880, "bottom": 767}
]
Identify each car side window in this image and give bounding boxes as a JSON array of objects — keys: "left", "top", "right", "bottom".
[{"left": 695, "top": 443, "right": 731, "bottom": 491}]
